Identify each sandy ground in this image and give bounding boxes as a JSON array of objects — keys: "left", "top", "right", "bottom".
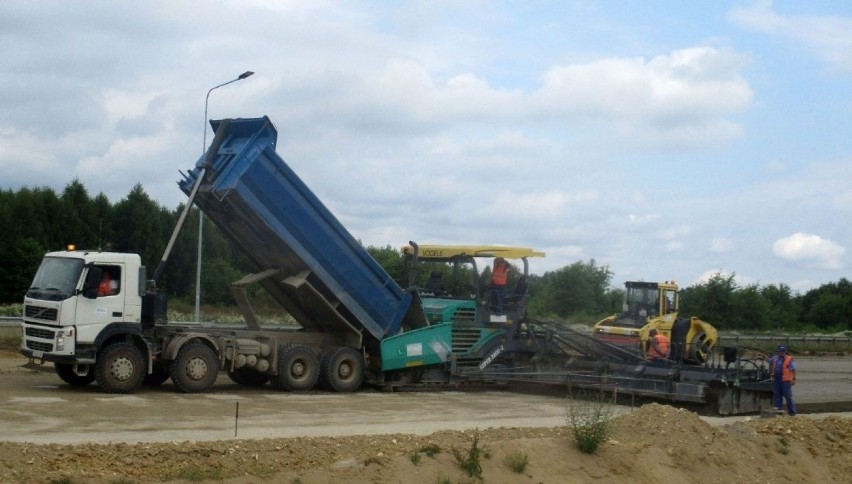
[{"left": 1, "top": 348, "right": 850, "bottom": 483}]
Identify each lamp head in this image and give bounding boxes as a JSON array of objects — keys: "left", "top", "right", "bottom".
[{"left": 238, "top": 71, "right": 254, "bottom": 80}]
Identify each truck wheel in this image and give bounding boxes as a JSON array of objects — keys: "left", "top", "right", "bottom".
[
  {"left": 320, "top": 347, "right": 364, "bottom": 392},
  {"left": 273, "top": 344, "right": 319, "bottom": 391},
  {"left": 228, "top": 368, "right": 269, "bottom": 387},
  {"left": 94, "top": 341, "right": 145, "bottom": 394},
  {"left": 55, "top": 363, "right": 95, "bottom": 386},
  {"left": 142, "top": 363, "right": 171, "bottom": 386},
  {"left": 170, "top": 341, "right": 220, "bottom": 393}
]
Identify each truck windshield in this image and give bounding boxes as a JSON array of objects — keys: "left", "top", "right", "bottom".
[{"left": 26, "top": 256, "right": 84, "bottom": 301}]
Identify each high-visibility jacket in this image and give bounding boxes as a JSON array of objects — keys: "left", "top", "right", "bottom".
[
  {"left": 648, "top": 334, "right": 669, "bottom": 360},
  {"left": 771, "top": 355, "right": 794, "bottom": 382},
  {"left": 491, "top": 263, "right": 508, "bottom": 286},
  {"left": 98, "top": 276, "right": 112, "bottom": 296}
]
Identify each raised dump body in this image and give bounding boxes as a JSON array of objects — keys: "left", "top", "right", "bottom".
[{"left": 179, "top": 116, "right": 425, "bottom": 343}]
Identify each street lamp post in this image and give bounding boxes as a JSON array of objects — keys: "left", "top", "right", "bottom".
[{"left": 196, "top": 71, "right": 254, "bottom": 323}]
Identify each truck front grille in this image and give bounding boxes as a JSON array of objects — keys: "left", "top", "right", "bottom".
[
  {"left": 26, "top": 327, "right": 55, "bottom": 340},
  {"left": 26, "top": 340, "right": 53, "bottom": 352},
  {"left": 24, "top": 305, "right": 58, "bottom": 322}
]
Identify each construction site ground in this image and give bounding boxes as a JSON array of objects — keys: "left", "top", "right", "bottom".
[{"left": 0, "top": 345, "right": 850, "bottom": 483}]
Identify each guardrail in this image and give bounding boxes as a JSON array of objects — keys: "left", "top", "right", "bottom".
[
  {"left": 2, "top": 316, "right": 849, "bottom": 351},
  {"left": 0, "top": 317, "right": 21, "bottom": 339},
  {"left": 719, "top": 334, "right": 852, "bottom": 352}
]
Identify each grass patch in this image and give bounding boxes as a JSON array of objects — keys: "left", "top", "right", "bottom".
[
  {"left": 777, "top": 436, "right": 790, "bottom": 455},
  {"left": 435, "top": 473, "right": 452, "bottom": 484},
  {"left": 165, "top": 467, "right": 224, "bottom": 481},
  {"left": 418, "top": 443, "right": 441, "bottom": 457},
  {"left": 505, "top": 451, "right": 529, "bottom": 473}
]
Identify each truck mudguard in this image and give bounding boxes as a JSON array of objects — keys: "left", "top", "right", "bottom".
[{"left": 179, "top": 116, "right": 423, "bottom": 341}]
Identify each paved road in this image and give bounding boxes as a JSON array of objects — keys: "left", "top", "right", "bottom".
[
  {"left": 0, "top": 365, "right": 573, "bottom": 444},
  {"left": 793, "top": 356, "right": 852, "bottom": 405},
  {"left": 0, "top": 355, "right": 849, "bottom": 444}
]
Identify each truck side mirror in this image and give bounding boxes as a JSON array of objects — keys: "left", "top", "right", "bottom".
[{"left": 82, "top": 265, "right": 102, "bottom": 299}]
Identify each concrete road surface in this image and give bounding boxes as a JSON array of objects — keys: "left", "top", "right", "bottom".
[{"left": 0, "top": 355, "right": 849, "bottom": 444}]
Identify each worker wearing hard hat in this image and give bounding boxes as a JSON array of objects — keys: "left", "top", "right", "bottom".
[{"left": 769, "top": 345, "right": 797, "bottom": 416}]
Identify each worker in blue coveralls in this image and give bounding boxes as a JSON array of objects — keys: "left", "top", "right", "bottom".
[{"left": 769, "top": 345, "right": 797, "bottom": 416}]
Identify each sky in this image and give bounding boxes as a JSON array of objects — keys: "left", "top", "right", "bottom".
[{"left": 1, "top": 1, "right": 851, "bottom": 293}]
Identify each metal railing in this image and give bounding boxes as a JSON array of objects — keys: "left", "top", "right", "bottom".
[
  {"left": 2, "top": 316, "right": 849, "bottom": 351},
  {"left": 719, "top": 334, "right": 852, "bottom": 351},
  {"left": 0, "top": 317, "right": 22, "bottom": 325}
]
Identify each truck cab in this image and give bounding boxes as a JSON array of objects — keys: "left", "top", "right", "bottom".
[{"left": 21, "top": 250, "right": 145, "bottom": 372}]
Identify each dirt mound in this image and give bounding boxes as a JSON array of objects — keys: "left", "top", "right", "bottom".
[{"left": 0, "top": 402, "right": 849, "bottom": 483}]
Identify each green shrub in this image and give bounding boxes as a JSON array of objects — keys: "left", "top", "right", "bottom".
[
  {"left": 0, "top": 304, "right": 22, "bottom": 317},
  {"left": 418, "top": 443, "right": 441, "bottom": 457},
  {"left": 566, "top": 390, "right": 614, "bottom": 454},
  {"left": 452, "top": 431, "right": 486, "bottom": 478},
  {"left": 505, "top": 451, "right": 529, "bottom": 473}
]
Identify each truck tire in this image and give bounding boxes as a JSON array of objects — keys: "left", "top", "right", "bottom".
[
  {"left": 273, "top": 344, "right": 319, "bottom": 391},
  {"left": 142, "top": 363, "right": 171, "bottom": 386},
  {"left": 94, "top": 341, "right": 145, "bottom": 394},
  {"left": 55, "top": 363, "right": 95, "bottom": 386},
  {"left": 228, "top": 368, "right": 269, "bottom": 387},
  {"left": 319, "top": 347, "right": 364, "bottom": 392},
  {"left": 169, "top": 341, "right": 220, "bottom": 393}
]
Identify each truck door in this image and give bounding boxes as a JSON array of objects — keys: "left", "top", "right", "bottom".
[{"left": 74, "top": 263, "right": 128, "bottom": 344}]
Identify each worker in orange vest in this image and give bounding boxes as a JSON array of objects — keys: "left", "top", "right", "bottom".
[
  {"left": 491, "top": 257, "right": 508, "bottom": 312},
  {"left": 769, "top": 345, "right": 797, "bottom": 416},
  {"left": 647, "top": 328, "right": 670, "bottom": 364},
  {"left": 97, "top": 271, "right": 118, "bottom": 296}
]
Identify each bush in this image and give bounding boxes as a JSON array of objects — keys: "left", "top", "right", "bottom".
[
  {"left": 0, "top": 304, "right": 22, "bottom": 317},
  {"left": 417, "top": 443, "right": 441, "bottom": 457},
  {"left": 566, "top": 389, "right": 614, "bottom": 454},
  {"left": 505, "top": 451, "right": 529, "bottom": 473},
  {"left": 452, "top": 431, "right": 487, "bottom": 478}
]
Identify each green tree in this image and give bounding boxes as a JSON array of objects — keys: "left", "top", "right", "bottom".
[
  {"left": 58, "top": 179, "right": 98, "bottom": 249},
  {"left": 528, "top": 259, "right": 613, "bottom": 321},
  {"left": 729, "top": 284, "right": 771, "bottom": 330},
  {"left": 367, "top": 244, "right": 407, "bottom": 285},
  {"left": 761, "top": 283, "right": 798, "bottom": 329},
  {"left": 799, "top": 278, "right": 852, "bottom": 331},
  {"left": 680, "top": 273, "right": 737, "bottom": 330},
  {"left": 111, "top": 184, "right": 171, "bottom": 267},
  {"left": 0, "top": 186, "right": 63, "bottom": 302},
  {"left": 199, "top": 257, "right": 243, "bottom": 306}
]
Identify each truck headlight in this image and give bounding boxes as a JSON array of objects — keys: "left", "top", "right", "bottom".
[{"left": 55, "top": 328, "right": 74, "bottom": 352}]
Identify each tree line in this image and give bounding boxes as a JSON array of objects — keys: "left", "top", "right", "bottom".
[{"left": 2, "top": 181, "right": 850, "bottom": 332}]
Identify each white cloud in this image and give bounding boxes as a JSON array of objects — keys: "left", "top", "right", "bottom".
[
  {"left": 772, "top": 232, "right": 845, "bottom": 270},
  {"left": 690, "top": 269, "right": 753, "bottom": 288},
  {"left": 533, "top": 47, "right": 752, "bottom": 141},
  {"left": 730, "top": 1, "right": 852, "bottom": 72},
  {"left": 665, "top": 241, "right": 684, "bottom": 252},
  {"left": 628, "top": 213, "right": 661, "bottom": 225},
  {"left": 659, "top": 225, "right": 691, "bottom": 240},
  {"left": 710, "top": 237, "right": 734, "bottom": 253}
]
